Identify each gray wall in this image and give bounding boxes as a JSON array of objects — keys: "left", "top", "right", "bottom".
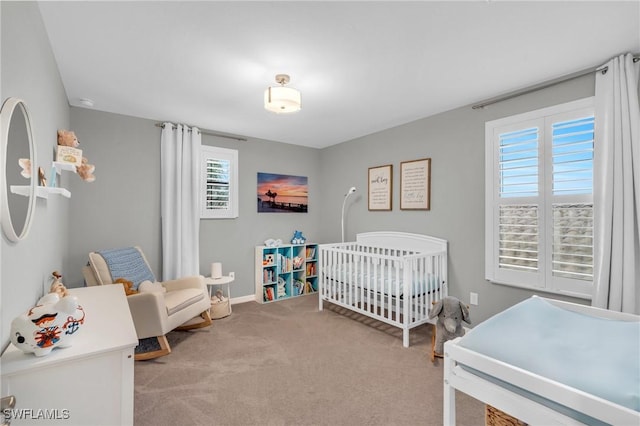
[
  {"left": 1, "top": 1, "right": 601, "bottom": 343},
  {"left": 319, "top": 75, "right": 596, "bottom": 324},
  {"left": 52, "top": 73, "right": 599, "bottom": 327},
  {"left": 1, "top": 1, "right": 71, "bottom": 349},
  {"left": 67, "top": 108, "right": 322, "bottom": 300}
]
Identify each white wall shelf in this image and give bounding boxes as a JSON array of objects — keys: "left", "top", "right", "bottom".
[
  {"left": 11, "top": 185, "right": 71, "bottom": 199},
  {"left": 10, "top": 162, "right": 76, "bottom": 199},
  {"left": 53, "top": 161, "right": 77, "bottom": 174}
]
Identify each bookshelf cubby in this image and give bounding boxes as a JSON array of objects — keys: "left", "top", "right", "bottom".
[{"left": 255, "top": 243, "right": 318, "bottom": 303}]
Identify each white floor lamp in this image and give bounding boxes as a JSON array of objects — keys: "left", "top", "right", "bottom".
[{"left": 341, "top": 187, "right": 356, "bottom": 242}]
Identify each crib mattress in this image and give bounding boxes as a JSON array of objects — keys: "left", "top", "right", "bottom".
[
  {"left": 324, "top": 263, "right": 441, "bottom": 297},
  {"left": 458, "top": 296, "right": 640, "bottom": 423}
]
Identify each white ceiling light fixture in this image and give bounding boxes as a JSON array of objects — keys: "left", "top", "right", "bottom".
[{"left": 264, "top": 74, "right": 301, "bottom": 114}]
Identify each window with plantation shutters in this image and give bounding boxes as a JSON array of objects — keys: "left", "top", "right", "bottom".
[
  {"left": 200, "top": 146, "right": 238, "bottom": 219},
  {"left": 485, "top": 97, "right": 594, "bottom": 298}
]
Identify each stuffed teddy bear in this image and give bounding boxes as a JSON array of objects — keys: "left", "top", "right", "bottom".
[
  {"left": 114, "top": 278, "right": 138, "bottom": 296},
  {"left": 428, "top": 296, "right": 470, "bottom": 357},
  {"left": 57, "top": 129, "right": 79, "bottom": 148},
  {"left": 57, "top": 129, "right": 96, "bottom": 182},
  {"left": 77, "top": 157, "right": 96, "bottom": 182}
]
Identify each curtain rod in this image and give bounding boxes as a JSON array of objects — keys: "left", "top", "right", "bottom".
[
  {"left": 472, "top": 54, "right": 640, "bottom": 110},
  {"left": 155, "top": 122, "right": 247, "bottom": 142}
]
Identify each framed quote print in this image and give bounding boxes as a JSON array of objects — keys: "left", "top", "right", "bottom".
[
  {"left": 368, "top": 164, "right": 392, "bottom": 211},
  {"left": 400, "top": 158, "right": 431, "bottom": 210}
]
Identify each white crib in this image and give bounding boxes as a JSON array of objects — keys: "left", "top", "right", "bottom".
[{"left": 318, "top": 231, "right": 448, "bottom": 347}]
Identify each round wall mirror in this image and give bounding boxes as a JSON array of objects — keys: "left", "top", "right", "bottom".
[{"left": 0, "top": 97, "right": 37, "bottom": 243}]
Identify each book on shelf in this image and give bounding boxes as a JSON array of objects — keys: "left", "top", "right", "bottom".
[
  {"left": 293, "top": 279, "right": 304, "bottom": 295},
  {"left": 263, "top": 286, "right": 275, "bottom": 301},
  {"left": 277, "top": 253, "right": 292, "bottom": 273},
  {"left": 304, "top": 281, "right": 314, "bottom": 294},
  {"left": 305, "top": 246, "right": 316, "bottom": 260},
  {"left": 306, "top": 262, "right": 316, "bottom": 276}
]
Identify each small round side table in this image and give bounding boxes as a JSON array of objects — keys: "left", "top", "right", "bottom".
[{"left": 204, "top": 272, "right": 235, "bottom": 314}]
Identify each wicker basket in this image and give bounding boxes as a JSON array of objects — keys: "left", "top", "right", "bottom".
[
  {"left": 210, "top": 295, "right": 231, "bottom": 319},
  {"left": 485, "top": 405, "right": 527, "bottom": 426}
]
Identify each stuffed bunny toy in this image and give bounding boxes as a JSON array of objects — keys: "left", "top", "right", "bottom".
[{"left": 429, "top": 296, "right": 470, "bottom": 356}]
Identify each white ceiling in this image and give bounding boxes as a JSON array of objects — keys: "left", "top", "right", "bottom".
[{"left": 38, "top": 1, "right": 640, "bottom": 149}]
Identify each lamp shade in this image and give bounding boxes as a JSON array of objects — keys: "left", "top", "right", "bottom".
[{"left": 264, "top": 86, "right": 301, "bottom": 113}]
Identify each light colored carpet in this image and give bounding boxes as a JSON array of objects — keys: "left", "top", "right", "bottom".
[{"left": 134, "top": 294, "right": 484, "bottom": 425}]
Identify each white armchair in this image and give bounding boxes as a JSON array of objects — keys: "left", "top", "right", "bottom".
[{"left": 82, "top": 246, "right": 211, "bottom": 360}]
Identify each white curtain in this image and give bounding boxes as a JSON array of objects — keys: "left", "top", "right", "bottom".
[
  {"left": 593, "top": 53, "right": 640, "bottom": 314},
  {"left": 160, "top": 123, "right": 201, "bottom": 280}
]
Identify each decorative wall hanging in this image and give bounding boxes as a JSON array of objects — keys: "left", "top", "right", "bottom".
[
  {"left": 257, "top": 172, "right": 308, "bottom": 213},
  {"left": 368, "top": 164, "right": 392, "bottom": 211},
  {"left": 400, "top": 158, "right": 431, "bottom": 210}
]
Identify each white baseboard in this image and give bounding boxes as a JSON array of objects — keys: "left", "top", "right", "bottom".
[{"left": 230, "top": 294, "right": 256, "bottom": 305}]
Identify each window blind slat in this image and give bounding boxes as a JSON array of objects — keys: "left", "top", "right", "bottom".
[
  {"left": 499, "top": 127, "right": 539, "bottom": 198},
  {"left": 204, "top": 157, "right": 231, "bottom": 211},
  {"left": 552, "top": 202, "right": 593, "bottom": 281},
  {"left": 552, "top": 116, "right": 594, "bottom": 196},
  {"left": 498, "top": 204, "right": 539, "bottom": 272}
]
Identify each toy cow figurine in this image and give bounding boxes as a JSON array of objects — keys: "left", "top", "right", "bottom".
[
  {"left": 10, "top": 293, "right": 85, "bottom": 357},
  {"left": 429, "top": 296, "right": 470, "bottom": 359}
]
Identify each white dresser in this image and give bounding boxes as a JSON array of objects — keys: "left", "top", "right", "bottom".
[{"left": 1, "top": 285, "right": 137, "bottom": 425}]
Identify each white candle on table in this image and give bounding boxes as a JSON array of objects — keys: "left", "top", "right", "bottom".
[{"left": 211, "top": 262, "right": 222, "bottom": 279}]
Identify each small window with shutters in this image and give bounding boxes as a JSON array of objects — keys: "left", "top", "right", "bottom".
[
  {"left": 201, "top": 146, "right": 238, "bottom": 219},
  {"left": 485, "top": 97, "right": 594, "bottom": 298}
]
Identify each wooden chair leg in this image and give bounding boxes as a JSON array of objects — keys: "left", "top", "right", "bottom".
[
  {"left": 431, "top": 324, "right": 436, "bottom": 362},
  {"left": 431, "top": 323, "right": 444, "bottom": 362},
  {"left": 175, "top": 310, "right": 213, "bottom": 331},
  {"left": 135, "top": 335, "right": 171, "bottom": 361}
]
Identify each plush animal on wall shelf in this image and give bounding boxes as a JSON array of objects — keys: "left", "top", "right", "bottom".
[
  {"left": 57, "top": 129, "right": 79, "bottom": 148},
  {"left": 76, "top": 157, "right": 96, "bottom": 182},
  {"left": 57, "top": 129, "right": 96, "bottom": 182},
  {"left": 429, "top": 296, "right": 470, "bottom": 359}
]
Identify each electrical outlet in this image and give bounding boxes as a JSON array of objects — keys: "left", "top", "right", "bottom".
[{"left": 470, "top": 292, "right": 478, "bottom": 306}]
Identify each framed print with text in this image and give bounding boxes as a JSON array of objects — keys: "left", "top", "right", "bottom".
[
  {"left": 400, "top": 158, "right": 431, "bottom": 210},
  {"left": 368, "top": 164, "right": 392, "bottom": 211}
]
